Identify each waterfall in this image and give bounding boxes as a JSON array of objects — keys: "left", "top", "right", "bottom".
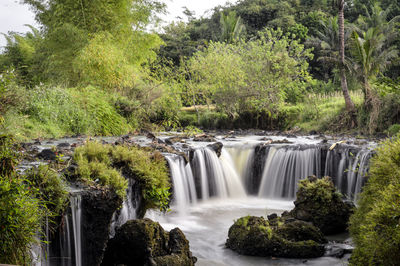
[
  {"left": 192, "top": 149, "right": 210, "bottom": 200},
  {"left": 110, "top": 178, "right": 138, "bottom": 237},
  {"left": 71, "top": 194, "right": 82, "bottom": 266},
  {"left": 59, "top": 213, "right": 72, "bottom": 266},
  {"left": 166, "top": 155, "right": 197, "bottom": 215},
  {"left": 324, "top": 148, "right": 371, "bottom": 200},
  {"left": 258, "top": 145, "right": 321, "bottom": 199}
]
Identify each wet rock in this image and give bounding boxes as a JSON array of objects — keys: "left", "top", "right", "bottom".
[
  {"left": 81, "top": 187, "right": 123, "bottom": 266},
  {"left": 207, "top": 142, "right": 223, "bottom": 157},
  {"left": 165, "top": 136, "right": 186, "bottom": 145},
  {"left": 325, "top": 242, "right": 354, "bottom": 258},
  {"left": 309, "top": 130, "right": 318, "bottom": 135},
  {"left": 289, "top": 176, "right": 354, "bottom": 235},
  {"left": 37, "top": 149, "right": 57, "bottom": 160},
  {"left": 193, "top": 133, "right": 216, "bottom": 142},
  {"left": 102, "top": 219, "right": 196, "bottom": 266},
  {"left": 57, "top": 142, "right": 71, "bottom": 149},
  {"left": 226, "top": 216, "right": 326, "bottom": 259}
]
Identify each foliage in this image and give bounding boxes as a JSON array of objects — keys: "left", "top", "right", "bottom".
[
  {"left": 349, "top": 136, "right": 400, "bottom": 265},
  {"left": 25, "top": 164, "right": 69, "bottom": 217},
  {"left": 0, "top": 176, "right": 44, "bottom": 265},
  {"left": 0, "top": 135, "right": 20, "bottom": 177},
  {"left": 186, "top": 28, "right": 313, "bottom": 119},
  {"left": 219, "top": 11, "right": 246, "bottom": 43},
  {"left": 111, "top": 145, "right": 171, "bottom": 212},
  {"left": 74, "top": 141, "right": 128, "bottom": 199},
  {"left": 73, "top": 141, "right": 171, "bottom": 212}
]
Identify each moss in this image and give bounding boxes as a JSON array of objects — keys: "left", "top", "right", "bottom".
[
  {"left": 226, "top": 215, "right": 325, "bottom": 258},
  {"left": 290, "top": 176, "right": 353, "bottom": 234},
  {"left": 25, "top": 164, "right": 69, "bottom": 219},
  {"left": 74, "top": 141, "right": 128, "bottom": 199},
  {"left": 73, "top": 141, "right": 171, "bottom": 212},
  {"left": 349, "top": 136, "right": 400, "bottom": 265}
]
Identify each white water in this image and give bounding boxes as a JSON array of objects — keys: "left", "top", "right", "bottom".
[
  {"left": 258, "top": 146, "right": 320, "bottom": 199},
  {"left": 166, "top": 155, "right": 197, "bottom": 215},
  {"left": 70, "top": 195, "right": 82, "bottom": 266},
  {"left": 110, "top": 178, "right": 138, "bottom": 237}
]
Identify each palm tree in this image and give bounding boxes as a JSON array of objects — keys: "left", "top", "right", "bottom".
[
  {"left": 350, "top": 3, "right": 399, "bottom": 133},
  {"left": 220, "top": 11, "right": 246, "bottom": 44},
  {"left": 336, "top": 0, "right": 356, "bottom": 114}
]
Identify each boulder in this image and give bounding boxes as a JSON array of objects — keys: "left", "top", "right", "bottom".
[
  {"left": 37, "top": 149, "right": 57, "bottom": 160},
  {"left": 226, "top": 216, "right": 326, "bottom": 258},
  {"left": 289, "top": 176, "right": 354, "bottom": 235},
  {"left": 102, "top": 219, "right": 196, "bottom": 266},
  {"left": 207, "top": 142, "right": 223, "bottom": 157},
  {"left": 193, "top": 134, "right": 216, "bottom": 142}
]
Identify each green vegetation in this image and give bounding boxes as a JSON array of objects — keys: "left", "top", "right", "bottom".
[
  {"left": 0, "top": 135, "right": 43, "bottom": 265},
  {"left": 0, "top": 0, "right": 398, "bottom": 138},
  {"left": 74, "top": 141, "right": 170, "bottom": 212},
  {"left": 349, "top": 135, "right": 400, "bottom": 265}
]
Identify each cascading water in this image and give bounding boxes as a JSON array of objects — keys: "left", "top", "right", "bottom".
[
  {"left": 70, "top": 194, "right": 82, "bottom": 266},
  {"left": 325, "top": 148, "right": 372, "bottom": 200},
  {"left": 258, "top": 145, "right": 321, "bottom": 199},
  {"left": 110, "top": 178, "right": 138, "bottom": 237},
  {"left": 166, "top": 155, "right": 197, "bottom": 215},
  {"left": 59, "top": 213, "right": 73, "bottom": 266}
]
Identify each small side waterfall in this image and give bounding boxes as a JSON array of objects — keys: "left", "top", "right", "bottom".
[
  {"left": 258, "top": 145, "right": 321, "bottom": 199},
  {"left": 110, "top": 178, "right": 138, "bottom": 237},
  {"left": 70, "top": 194, "right": 82, "bottom": 266},
  {"left": 59, "top": 213, "right": 72, "bottom": 266},
  {"left": 325, "top": 148, "right": 372, "bottom": 200}
]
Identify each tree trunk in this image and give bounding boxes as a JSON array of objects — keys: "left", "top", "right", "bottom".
[{"left": 338, "top": 1, "right": 356, "bottom": 113}]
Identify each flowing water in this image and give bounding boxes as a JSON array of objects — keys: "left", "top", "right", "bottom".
[{"left": 27, "top": 134, "right": 373, "bottom": 265}]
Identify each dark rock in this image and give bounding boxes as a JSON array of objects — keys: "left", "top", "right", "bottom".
[
  {"left": 309, "top": 130, "right": 318, "bottom": 135},
  {"left": 267, "top": 213, "right": 278, "bottom": 221},
  {"left": 57, "top": 142, "right": 71, "bottom": 149},
  {"left": 38, "top": 149, "right": 57, "bottom": 160},
  {"left": 289, "top": 176, "right": 354, "bottom": 235},
  {"left": 81, "top": 187, "right": 123, "bottom": 266},
  {"left": 207, "top": 142, "right": 223, "bottom": 157},
  {"left": 102, "top": 219, "right": 196, "bottom": 266},
  {"left": 226, "top": 216, "right": 325, "bottom": 259}
]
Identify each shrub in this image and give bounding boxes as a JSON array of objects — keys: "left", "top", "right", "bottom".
[
  {"left": 0, "top": 134, "right": 20, "bottom": 176},
  {"left": 25, "top": 164, "right": 69, "bottom": 218},
  {"left": 73, "top": 141, "right": 128, "bottom": 199},
  {"left": 110, "top": 145, "right": 171, "bottom": 212},
  {"left": 349, "top": 136, "right": 400, "bottom": 265},
  {"left": 387, "top": 124, "right": 400, "bottom": 137},
  {"left": 0, "top": 176, "right": 43, "bottom": 265}
]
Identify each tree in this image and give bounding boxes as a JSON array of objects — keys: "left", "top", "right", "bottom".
[
  {"left": 220, "top": 11, "right": 246, "bottom": 43},
  {"left": 350, "top": 3, "right": 399, "bottom": 133},
  {"left": 336, "top": 0, "right": 356, "bottom": 115}
]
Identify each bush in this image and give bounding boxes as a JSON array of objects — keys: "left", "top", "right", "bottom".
[
  {"left": 111, "top": 145, "right": 171, "bottom": 212},
  {"left": 0, "top": 134, "right": 20, "bottom": 176},
  {"left": 349, "top": 136, "right": 400, "bottom": 265},
  {"left": 25, "top": 164, "right": 69, "bottom": 218},
  {"left": 0, "top": 176, "right": 44, "bottom": 265},
  {"left": 387, "top": 124, "right": 400, "bottom": 136},
  {"left": 74, "top": 141, "right": 128, "bottom": 199}
]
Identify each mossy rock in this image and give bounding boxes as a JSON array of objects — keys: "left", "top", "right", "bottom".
[
  {"left": 226, "top": 216, "right": 325, "bottom": 258},
  {"left": 102, "top": 219, "right": 196, "bottom": 266},
  {"left": 289, "top": 176, "right": 354, "bottom": 235}
]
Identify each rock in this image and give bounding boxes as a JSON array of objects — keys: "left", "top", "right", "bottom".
[
  {"left": 193, "top": 134, "right": 216, "bottom": 142},
  {"left": 226, "top": 216, "right": 325, "bottom": 259},
  {"left": 309, "top": 130, "right": 318, "bottom": 135},
  {"left": 165, "top": 136, "right": 185, "bottom": 145},
  {"left": 102, "top": 219, "right": 196, "bottom": 266},
  {"left": 289, "top": 176, "right": 354, "bottom": 235},
  {"left": 37, "top": 149, "right": 57, "bottom": 160},
  {"left": 207, "top": 142, "right": 223, "bottom": 157},
  {"left": 56, "top": 142, "right": 71, "bottom": 149},
  {"left": 81, "top": 187, "right": 123, "bottom": 266}
]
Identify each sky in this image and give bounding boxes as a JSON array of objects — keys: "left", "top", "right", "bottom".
[{"left": 0, "top": 0, "right": 237, "bottom": 48}]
